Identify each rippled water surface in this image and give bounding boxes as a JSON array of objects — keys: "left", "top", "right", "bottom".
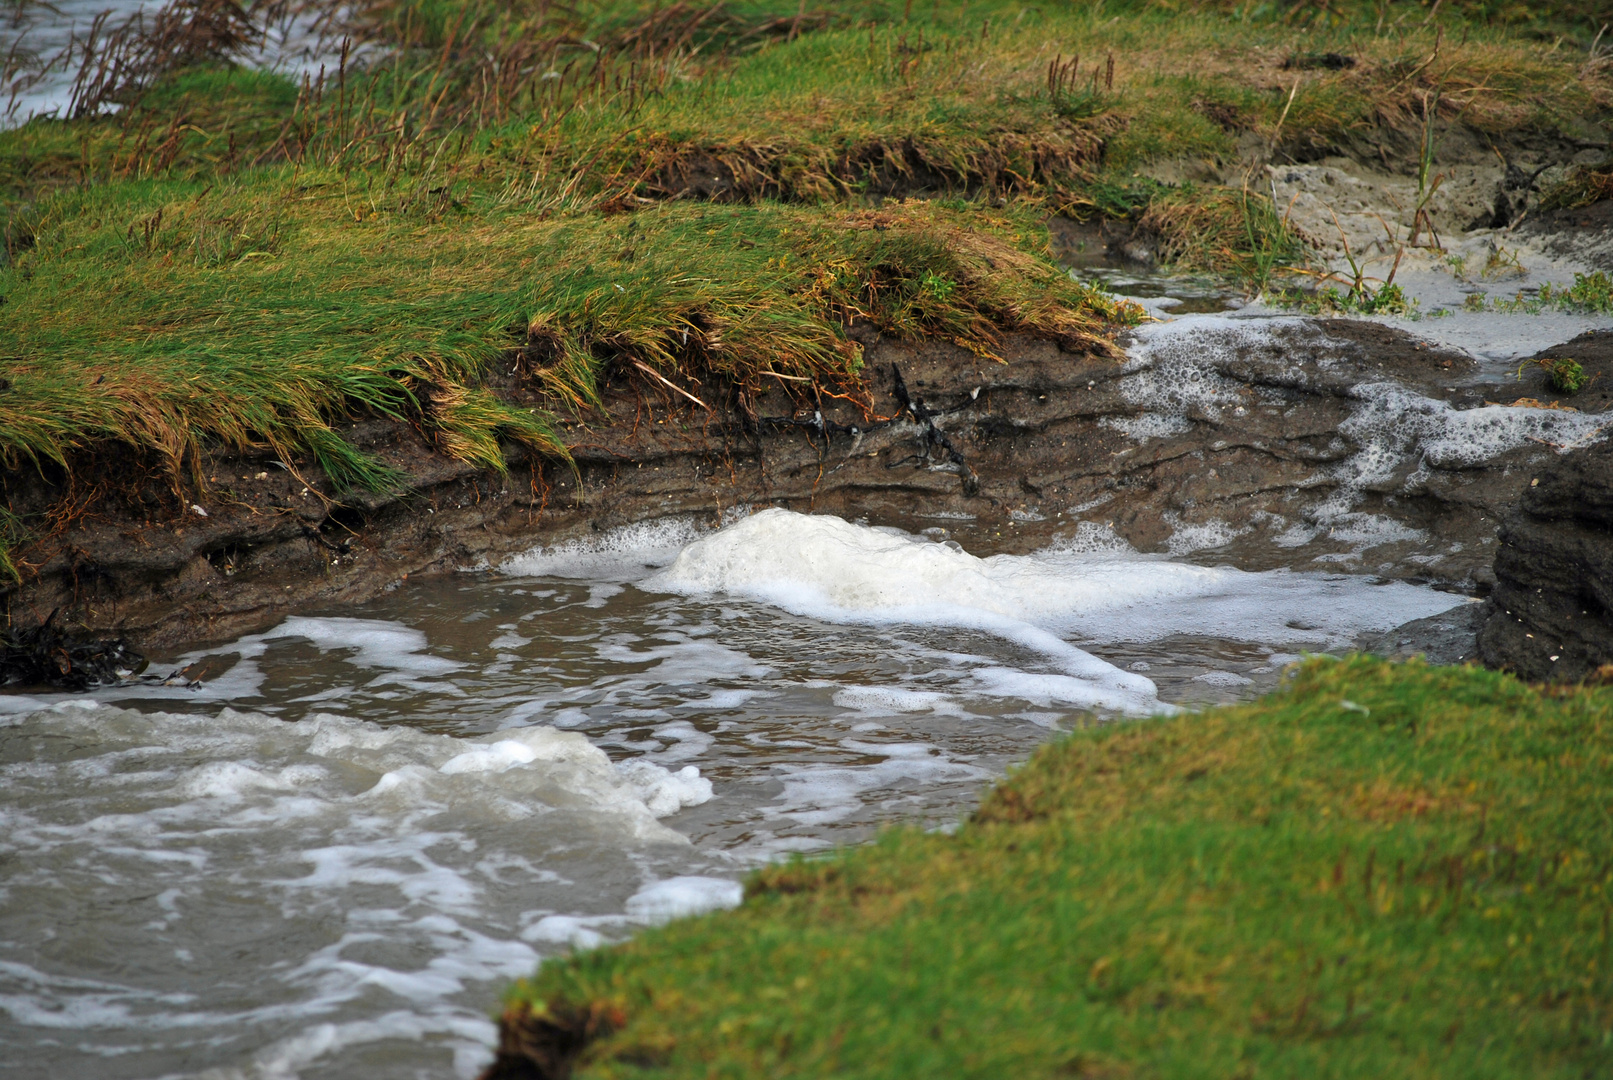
[
  {"left": 1, "top": 511, "right": 1468, "bottom": 1078},
  {"left": 2, "top": 0, "right": 337, "bottom": 121}
]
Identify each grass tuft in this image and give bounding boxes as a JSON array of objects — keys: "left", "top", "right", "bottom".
[
  {"left": 1541, "top": 158, "right": 1613, "bottom": 212},
  {"left": 1138, "top": 184, "right": 1308, "bottom": 288}
]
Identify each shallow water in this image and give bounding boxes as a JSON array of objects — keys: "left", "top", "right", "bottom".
[
  {"left": 1059, "top": 212, "right": 1609, "bottom": 374},
  {"left": 2, "top": 0, "right": 338, "bottom": 122},
  {"left": 0, "top": 510, "right": 1470, "bottom": 1079}
]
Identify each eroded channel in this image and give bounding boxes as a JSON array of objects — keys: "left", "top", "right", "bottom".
[
  {"left": 1, "top": 506, "right": 1473, "bottom": 1079},
  {"left": 2, "top": 186, "right": 1608, "bottom": 1080}
]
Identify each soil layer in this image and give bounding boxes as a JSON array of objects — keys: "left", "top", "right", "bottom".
[{"left": 6, "top": 318, "right": 1607, "bottom": 658}]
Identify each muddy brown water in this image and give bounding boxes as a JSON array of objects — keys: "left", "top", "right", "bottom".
[
  {"left": 2, "top": 243, "right": 1610, "bottom": 1078},
  {"left": 0, "top": 499, "right": 1478, "bottom": 1080}
]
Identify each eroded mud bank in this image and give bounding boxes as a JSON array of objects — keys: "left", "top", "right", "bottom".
[{"left": 5, "top": 313, "right": 1608, "bottom": 657}]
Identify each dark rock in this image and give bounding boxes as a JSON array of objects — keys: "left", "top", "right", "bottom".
[
  {"left": 1362, "top": 601, "right": 1486, "bottom": 666},
  {"left": 1477, "top": 435, "right": 1613, "bottom": 682}
]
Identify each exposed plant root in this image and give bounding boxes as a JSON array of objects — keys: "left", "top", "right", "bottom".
[{"left": 478, "top": 998, "right": 625, "bottom": 1080}]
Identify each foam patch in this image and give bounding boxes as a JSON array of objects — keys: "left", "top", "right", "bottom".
[
  {"left": 645, "top": 509, "right": 1466, "bottom": 715},
  {"left": 623, "top": 876, "right": 744, "bottom": 925},
  {"left": 500, "top": 517, "right": 708, "bottom": 580}
]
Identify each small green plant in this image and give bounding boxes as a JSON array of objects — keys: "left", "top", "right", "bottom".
[
  {"left": 1360, "top": 281, "right": 1408, "bottom": 314},
  {"left": 1481, "top": 244, "right": 1525, "bottom": 280},
  {"left": 918, "top": 270, "right": 956, "bottom": 300},
  {"left": 1549, "top": 358, "right": 1588, "bottom": 393},
  {"left": 1281, "top": 278, "right": 1413, "bottom": 317},
  {"left": 1479, "top": 272, "right": 1613, "bottom": 316},
  {"left": 1522, "top": 356, "right": 1589, "bottom": 394},
  {"left": 1516, "top": 355, "right": 1589, "bottom": 394},
  {"left": 1561, "top": 270, "right": 1613, "bottom": 313}
]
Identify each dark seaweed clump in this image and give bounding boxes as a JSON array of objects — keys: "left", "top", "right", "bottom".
[{"left": 1, "top": 610, "right": 146, "bottom": 690}]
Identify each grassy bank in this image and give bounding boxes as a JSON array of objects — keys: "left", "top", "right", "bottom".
[
  {"left": 1, "top": 191, "right": 1124, "bottom": 485},
  {"left": 497, "top": 656, "right": 1613, "bottom": 1078},
  {"left": 1, "top": 0, "right": 1609, "bottom": 583}
]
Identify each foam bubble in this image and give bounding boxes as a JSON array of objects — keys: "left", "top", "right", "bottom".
[
  {"left": 1100, "top": 412, "right": 1192, "bottom": 441},
  {"left": 645, "top": 509, "right": 1463, "bottom": 715},
  {"left": 640, "top": 721, "right": 717, "bottom": 763},
  {"left": 768, "top": 744, "right": 991, "bottom": 826},
  {"left": 614, "top": 761, "right": 715, "bottom": 817},
  {"left": 267, "top": 617, "right": 464, "bottom": 678},
  {"left": 1193, "top": 671, "right": 1255, "bottom": 688},
  {"left": 520, "top": 915, "right": 611, "bottom": 951},
  {"left": 1344, "top": 382, "right": 1610, "bottom": 471},
  {"left": 438, "top": 740, "right": 539, "bottom": 775},
  {"left": 501, "top": 517, "right": 707, "bottom": 580},
  {"left": 1164, "top": 518, "right": 1248, "bottom": 556},
  {"left": 1113, "top": 319, "right": 1275, "bottom": 427},
  {"left": 623, "top": 876, "right": 744, "bottom": 925},
  {"left": 1108, "top": 317, "right": 1610, "bottom": 556},
  {"left": 1048, "top": 520, "right": 1134, "bottom": 556},
  {"left": 832, "top": 686, "right": 967, "bottom": 716}
]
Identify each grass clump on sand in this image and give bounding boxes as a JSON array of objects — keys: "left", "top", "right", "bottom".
[
  {"left": 1459, "top": 271, "right": 1613, "bottom": 317},
  {"left": 1541, "top": 158, "right": 1613, "bottom": 212},
  {"left": 498, "top": 656, "right": 1613, "bottom": 1079}
]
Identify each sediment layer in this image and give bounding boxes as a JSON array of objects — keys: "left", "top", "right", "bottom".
[{"left": 6, "top": 318, "right": 1605, "bottom": 656}]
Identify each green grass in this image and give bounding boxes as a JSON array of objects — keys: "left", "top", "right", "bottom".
[
  {"left": 6, "top": 4, "right": 1606, "bottom": 222},
  {"left": 1, "top": 0, "right": 1609, "bottom": 582},
  {"left": 1459, "top": 272, "right": 1613, "bottom": 317},
  {"left": 0, "top": 178, "right": 1132, "bottom": 486},
  {"left": 504, "top": 657, "right": 1613, "bottom": 1079}
]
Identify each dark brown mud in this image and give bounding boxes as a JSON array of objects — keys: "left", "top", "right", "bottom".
[{"left": 5, "top": 318, "right": 1607, "bottom": 657}]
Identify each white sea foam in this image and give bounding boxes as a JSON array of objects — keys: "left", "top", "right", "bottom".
[
  {"left": 1164, "top": 517, "right": 1249, "bottom": 556},
  {"left": 0, "top": 701, "right": 717, "bottom": 1076},
  {"left": 645, "top": 509, "right": 1464, "bottom": 714},
  {"left": 832, "top": 685, "right": 968, "bottom": 716},
  {"left": 501, "top": 517, "right": 708, "bottom": 580},
  {"left": 623, "top": 876, "right": 744, "bottom": 925},
  {"left": 1109, "top": 316, "right": 1611, "bottom": 555},
  {"left": 616, "top": 761, "right": 716, "bottom": 817},
  {"left": 1050, "top": 520, "right": 1134, "bottom": 555},
  {"left": 521, "top": 914, "right": 619, "bottom": 951},
  {"left": 767, "top": 741, "right": 991, "bottom": 826},
  {"left": 1193, "top": 670, "right": 1255, "bottom": 688},
  {"left": 1119, "top": 316, "right": 1612, "bottom": 476},
  {"left": 1341, "top": 381, "right": 1611, "bottom": 474},
  {"left": 1113, "top": 318, "right": 1283, "bottom": 424},
  {"left": 266, "top": 618, "right": 464, "bottom": 678}
]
